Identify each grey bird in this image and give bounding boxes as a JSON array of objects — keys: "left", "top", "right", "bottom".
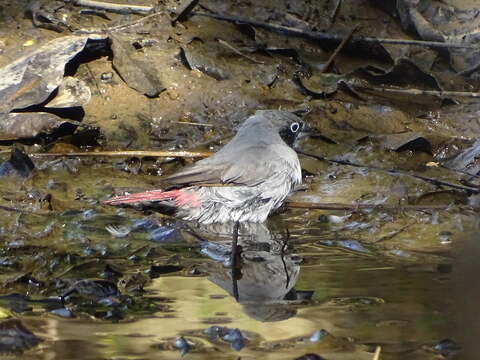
[{"left": 103, "top": 110, "right": 304, "bottom": 224}]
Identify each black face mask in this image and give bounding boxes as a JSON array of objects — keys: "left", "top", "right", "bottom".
[{"left": 279, "top": 121, "right": 303, "bottom": 147}]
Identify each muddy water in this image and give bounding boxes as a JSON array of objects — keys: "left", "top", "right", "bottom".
[
  {"left": 4, "top": 248, "right": 459, "bottom": 360},
  {"left": 0, "top": 180, "right": 471, "bottom": 360}
]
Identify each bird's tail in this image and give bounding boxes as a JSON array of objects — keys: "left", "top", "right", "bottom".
[{"left": 102, "top": 189, "right": 199, "bottom": 207}]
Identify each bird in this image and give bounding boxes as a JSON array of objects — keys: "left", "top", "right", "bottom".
[{"left": 102, "top": 110, "right": 304, "bottom": 224}]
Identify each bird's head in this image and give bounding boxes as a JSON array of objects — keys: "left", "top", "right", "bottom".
[{"left": 242, "top": 110, "right": 305, "bottom": 147}]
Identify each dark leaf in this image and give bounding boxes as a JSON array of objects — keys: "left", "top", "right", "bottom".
[
  {"left": 0, "top": 148, "right": 35, "bottom": 178},
  {"left": 366, "top": 132, "right": 432, "bottom": 153},
  {"left": 173, "top": 0, "right": 200, "bottom": 23},
  {"left": 111, "top": 34, "right": 165, "bottom": 97},
  {"left": 0, "top": 112, "right": 69, "bottom": 140}
]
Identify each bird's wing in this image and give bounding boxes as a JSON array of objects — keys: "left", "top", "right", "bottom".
[{"left": 164, "top": 144, "right": 300, "bottom": 188}]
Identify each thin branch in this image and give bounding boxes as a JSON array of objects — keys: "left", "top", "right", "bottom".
[
  {"left": 296, "top": 149, "right": 479, "bottom": 194},
  {"left": 73, "top": 0, "right": 153, "bottom": 15},
  {"left": 330, "top": 0, "right": 342, "bottom": 25},
  {"left": 85, "top": 63, "right": 103, "bottom": 99},
  {"left": 31, "top": 150, "right": 213, "bottom": 158},
  {"left": 172, "top": 121, "right": 214, "bottom": 127},
  {"left": 373, "top": 346, "right": 381, "bottom": 360},
  {"left": 0, "top": 204, "right": 51, "bottom": 216},
  {"left": 360, "top": 86, "right": 480, "bottom": 98},
  {"left": 191, "top": 11, "right": 476, "bottom": 49},
  {"left": 458, "top": 61, "right": 480, "bottom": 76},
  {"left": 217, "top": 39, "right": 265, "bottom": 64},
  {"left": 373, "top": 221, "right": 415, "bottom": 243},
  {"left": 439, "top": 164, "right": 480, "bottom": 180},
  {"left": 322, "top": 26, "right": 357, "bottom": 73},
  {"left": 286, "top": 201, "right": 463, "bottom": 212},
  {"left": 231, "top": 221, "right": 240, "bottom": 302},
  {"left": 75, "top": 11, "right": 166, "bottom": 34}
]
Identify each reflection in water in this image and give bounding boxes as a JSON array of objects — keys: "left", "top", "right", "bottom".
[
  {"left": 0, "top": 211, "right": 470, "bottom": 360},
  {"left": 192, "top": 221, "right": 305, "bottom": 322}
]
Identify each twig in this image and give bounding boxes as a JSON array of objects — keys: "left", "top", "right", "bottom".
[
  {"left": 73, "top": 0, "right": 153, "bottom": 15},
  {"left": 373, "top": 346, "right": 381, "bottom": 360},
  {"left": 359, "top": 86, "right": 480, "bottom": 98},
  {"left": 286, "top": 201, "right": 463, "bottom": 212},
  {"left": 231, "top": 221, "right": 240, "bottom": 302},
  {"left": 373, "top": 221, "right": 415, "bottom": 243},
  {"left": 172, "top": 121, "right": 214, "bottom": 127},
  {"left": 85, "top": 63, "right": 103, "bottom": 99},
  {"left": 330, "top": 0, "right": 342, "bottom": 25},
  {"left": 31, "top": 150, "right": 213, "bottom": 158},
  {"left": 439, "top": 164, "right": 480, "bottom": 180},
  {"left": 280, "top": 228, "right": 290, "bottom": 289},
  {"left": 296, "top": 149, "right": 479, "bottom": 194},
  {"left": 191, "top": 11, "right": 476, "bottom": 49},
  {"left": 0, "top": 204, "right": 51, "bottom": 216},
  {"left": 173, "top": 0, "right": 200, "bottom": 23},
  {"left": 75, "top": 11, "right": 166, "bottom": 34},
  {"left": 217, "top": 39, "right": 265, "bottom": 64},
  {"left": 322, "top": 26, "right": 357, "bottom": 73}
]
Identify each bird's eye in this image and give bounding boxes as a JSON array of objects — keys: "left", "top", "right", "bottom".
[{"left": 290, "top": 122, "right": 300, "bottom": 133}]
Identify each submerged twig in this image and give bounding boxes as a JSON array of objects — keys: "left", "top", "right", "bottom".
[
  {"left": 73, "top": 0, "right": 153, "bottom": 15},
  {"left": 217, "top": 39, "right": 264, "bottom": 64},
  {"left": 373, "top": 221, "right": 415, "bottom": 243},
  {"left": 296, "top": 149, "right": 479, "bottom": 194},
  {"left": 280, "top": 227, "right": 291, "bottom": 289},
  {"left": 322, "top": 26, "right": 357, "bottom": 73},
  {"left": 0, "top": 204, "right": 51, "bottom": 216},
  {"left": 231, "top": 221, "right": 240, "bottom": 302},
  {"left": 330, "top": 0, "right": 342, "bottom": 25},
  {"left": 286, "top": 201, "right": 463, "bottom": 212},
  {"left": 191, "top": 11, "right": 475, "bottom": 49},
  {"left": 32, "top": 150, "right": 212, "bottom": 158},
  {"left": 373, "top": 346, "right": 382, "bottom": 360}
]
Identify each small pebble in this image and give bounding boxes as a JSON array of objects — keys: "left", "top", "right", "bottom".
[
  {"left": 223, "top": 328, "right": 245, "bottom": 351},
  {"left": 175, "top": 336, "right": 190, "bottom": 356},
  {"left": 433, "top": 338, "right": 461, "bottom": 356},
  {"left": 148, "top": 226, "right": 176, "bottom": 242},
  {"left": 50, "top": 308, "right": 74, "bottom": 318},
  {"left": 309, "top": 329, "right": 328, "bottom": 343},
  {"left": 81, "top": 209, "right": 96, "bottom": 220},
  {"left": 100, "top": 72, "right": 113, "bottom": 81}
]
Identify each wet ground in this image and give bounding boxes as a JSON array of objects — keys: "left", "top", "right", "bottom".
[{"left": 1, "top": 0, "right": 480, "bottom": 359}]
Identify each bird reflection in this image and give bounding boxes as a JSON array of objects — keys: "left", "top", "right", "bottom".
[{"left": 187, "top": 221, "right": 308, "bottom": 322}]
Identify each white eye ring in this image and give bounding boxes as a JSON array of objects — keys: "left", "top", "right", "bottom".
[{"left": 290, "top": 122, "right": 300, "bottom": 133}]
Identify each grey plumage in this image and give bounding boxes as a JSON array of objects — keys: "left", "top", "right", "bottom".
[
  {"left": 104, "top": 110, "right": 303, "bottom": 224},
  {"left": 170, "top": 110, "right": 303, "bottom": 224}
]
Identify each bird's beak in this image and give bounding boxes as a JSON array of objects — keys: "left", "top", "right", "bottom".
[
  {"left": 300, "top": 122, "right": 315, "bottom": 134},
  {"left": 297, "top": 122, "right": 320, "bottom": 139},
  {"left": 298, "top": 123, "right": 336, "bottom": 144}
]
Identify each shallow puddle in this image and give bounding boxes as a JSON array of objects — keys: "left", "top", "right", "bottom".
[{"left": 1, "top": 225, "right": 466, "bottom": 360}]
